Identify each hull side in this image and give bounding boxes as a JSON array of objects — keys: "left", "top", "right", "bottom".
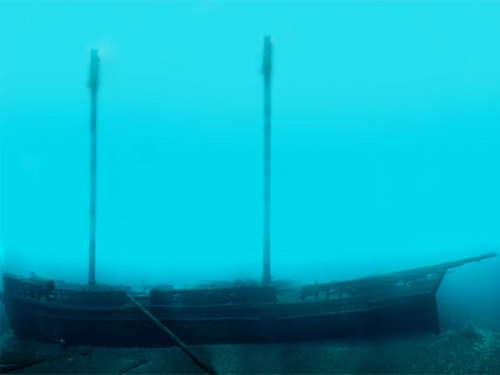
[{"left": 4, "top": 293, "right": 440, "bottom": 346}]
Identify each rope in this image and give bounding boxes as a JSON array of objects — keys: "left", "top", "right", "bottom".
[{"left": 126, "top": 293, "right": 217, "bottom": 375}]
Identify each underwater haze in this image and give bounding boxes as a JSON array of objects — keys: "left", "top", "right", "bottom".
[{"left": 0, "top": 0, "right": 499, "bottom": 316}]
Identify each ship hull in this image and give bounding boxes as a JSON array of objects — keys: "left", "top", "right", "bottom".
[
  {"left": 3, "top": 253, "right": 497, "bottom": 346},
  {"left": 4, "top": 291, "right": 440, "bottom": 346}
]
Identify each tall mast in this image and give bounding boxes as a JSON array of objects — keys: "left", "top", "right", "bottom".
[
  {"left": 262, "top": 36, "right": 272, "bottom": 285},
  {"left": 88, "top": 49, "right": 99, "bottom": 287}
]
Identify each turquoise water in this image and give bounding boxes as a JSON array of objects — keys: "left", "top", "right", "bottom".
[{"left": 0, "top": 2, "right": 499, "bottom": 315}]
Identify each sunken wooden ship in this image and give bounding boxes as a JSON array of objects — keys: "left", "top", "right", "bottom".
[
  {"left": 2, "top": 252, "right": 497, "bottom": 347},
  {"left": 1, "top": 38, "right": 498, "bottom": 350}
]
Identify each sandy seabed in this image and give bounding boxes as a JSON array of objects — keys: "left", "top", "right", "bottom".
[{"left": 1, "top": 312, "right": 499, "bottom": 374}]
